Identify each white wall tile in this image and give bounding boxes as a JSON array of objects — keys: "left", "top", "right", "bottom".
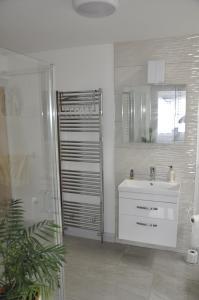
[{"left": 114, "top": 36, "right": 199, "bottom": 251}]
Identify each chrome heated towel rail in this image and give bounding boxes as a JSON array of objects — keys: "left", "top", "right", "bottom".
[{"left": 57, "top": 89, "right": 104, "bottom": 242}]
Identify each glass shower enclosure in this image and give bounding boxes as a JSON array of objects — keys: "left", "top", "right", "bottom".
[{"left": 0, "top": 48, "right": 64, "bottom": 300}]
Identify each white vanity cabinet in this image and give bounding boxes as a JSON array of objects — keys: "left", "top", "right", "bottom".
[{"left": 118, "top": 179, "right": 180, "bottom": 248}]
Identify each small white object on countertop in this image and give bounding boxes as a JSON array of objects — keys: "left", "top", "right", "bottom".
[{"left": 168, "top": 165, "right": 175, "bottom": 183}]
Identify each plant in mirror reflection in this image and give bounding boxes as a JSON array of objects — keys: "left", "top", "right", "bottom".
[{"left": 0, "top": 199, "right": 65, "bottom": 300}]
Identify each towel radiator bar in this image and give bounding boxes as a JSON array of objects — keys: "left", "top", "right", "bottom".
[{"left": 57, "top": 89, "right": 104, "bottom": 242}]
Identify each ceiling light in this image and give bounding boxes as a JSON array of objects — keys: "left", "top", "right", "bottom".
[{"left": 73, "top": 0, "right": 119, "bottom": 18}]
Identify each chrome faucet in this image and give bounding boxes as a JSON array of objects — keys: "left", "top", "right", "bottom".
[
  {"left": 150, "top": 166, "right": 156, "bottom": 181},
  {"left": 130, "top": 169, "right": 134, "bottom": 179}
]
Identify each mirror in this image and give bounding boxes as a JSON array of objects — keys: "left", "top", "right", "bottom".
[{"left": 122, "top": 85, "right": 186, "bottom": 144}]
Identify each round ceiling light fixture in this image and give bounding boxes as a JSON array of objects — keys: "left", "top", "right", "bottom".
[{"left": 73, "top": 0, "right": 119, "bottom": 18}]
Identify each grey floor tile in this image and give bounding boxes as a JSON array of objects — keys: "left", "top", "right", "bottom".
[
  {"left": 152, "top": 250, "right": 199, "bottom": 281},
  {"left": 149, "top": 273, "right": 199, "bottom": 300},
  {"left": 65, "top": 236, "right": 124, "bottom": 267},
  {"left": 64, "top": 236, "right": 199, "bottom": 300},
  {"left": 120, "top": 245, "right": 154, "bottom": 272},
  {"left": 65, "top": 259, "right": 152, "bottom": 299}
]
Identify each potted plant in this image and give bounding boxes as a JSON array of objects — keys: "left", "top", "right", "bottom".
[{"left": 0, "top": 199, "right": 65, "bottom": 300}]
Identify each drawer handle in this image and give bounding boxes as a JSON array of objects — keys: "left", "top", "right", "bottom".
[
  {"left": 136, "top": 222, "right": 158, "bottom": 228},
  {"left": 137, "top": 206, "right": 158, "bottom": 211}
]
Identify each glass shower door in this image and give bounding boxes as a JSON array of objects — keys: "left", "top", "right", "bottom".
[{"left": 0, "top": 49, "right": 64, "bottom": 300}]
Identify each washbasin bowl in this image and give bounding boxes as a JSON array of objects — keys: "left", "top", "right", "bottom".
[{"left": 118, "top": 179, "right": 180, "bottom": 196}]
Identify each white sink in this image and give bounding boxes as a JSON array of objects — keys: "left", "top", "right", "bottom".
[{"left": 118, "top": 179, "right": 180, "bottom": 196}]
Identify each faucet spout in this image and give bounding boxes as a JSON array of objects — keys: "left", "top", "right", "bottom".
[
  {"left": 130, "top": 169, "right": 134, "bottom": 180},
  {"left": 150, "top": 166, "right": 156, "bottom": 181}
]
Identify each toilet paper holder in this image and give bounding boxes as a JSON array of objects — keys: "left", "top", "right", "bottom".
[{"left": 186, "top": 249, "right": 198, "bottom": 264}]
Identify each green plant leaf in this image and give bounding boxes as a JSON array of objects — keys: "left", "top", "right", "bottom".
[{"left": 0, "top": 199, "right": 65, "bottom": 300}]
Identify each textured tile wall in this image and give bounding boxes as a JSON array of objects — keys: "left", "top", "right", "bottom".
[{"left": 114, "top": 36, "right": 199, "bottom": 252}]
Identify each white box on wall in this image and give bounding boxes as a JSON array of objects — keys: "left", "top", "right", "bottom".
[
  {"left": 0, "top": 55, "right": 7, "bottom": 72},
  {"left": 147, "top": 60, "right": 165, "bottom": 84}
]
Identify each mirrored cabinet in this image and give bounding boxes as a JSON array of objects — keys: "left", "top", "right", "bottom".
[{"left": 121, "top": 85, "right": 186, "bottom": 144}]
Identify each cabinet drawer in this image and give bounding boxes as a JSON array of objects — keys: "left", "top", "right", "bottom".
[
  {"left": 119, "top": 214, "right": 177, "bottom": 247},
  {"left": 119, "top": 191, "right": 178, "bottom": 203},
  {"left": 119, "top": 198, "right": 177, "bottom": 221}
]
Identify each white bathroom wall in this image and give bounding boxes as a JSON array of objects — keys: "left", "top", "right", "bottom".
[
  {"left": 32, "top": 44, "right": 115, "bottom": 238},
  {"left": 114, "top": 36, "right": 199, "bottom": 252},
  {"left": 31, "top": 38, "right": 199, "bottom": 251},
  {"left": 0, "top": 54, "right": 7, "bottom": 73}
]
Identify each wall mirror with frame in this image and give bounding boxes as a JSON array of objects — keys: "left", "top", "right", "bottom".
[{"left": 122, "top": 84, "right": 186, "bottom": 144}]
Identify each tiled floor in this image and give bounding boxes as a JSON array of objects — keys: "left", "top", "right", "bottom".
[{"left": 64, "top": 236, "right": 199, "bottom": 300}]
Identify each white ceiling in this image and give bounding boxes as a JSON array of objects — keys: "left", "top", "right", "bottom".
[{"left": 0, "top": 0, "right": 199, "bottom": 53}]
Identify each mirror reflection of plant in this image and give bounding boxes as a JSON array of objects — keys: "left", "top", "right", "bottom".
[{"left": 0, "top": 199, "right": 65, "bottom": 300}]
